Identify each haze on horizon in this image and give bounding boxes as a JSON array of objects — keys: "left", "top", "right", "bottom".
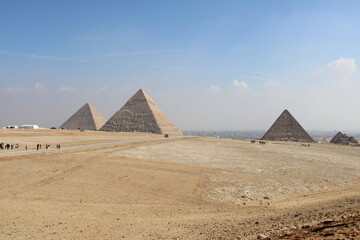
[{"left": 1, "top": 1, "right": 360, "bottom": 132}]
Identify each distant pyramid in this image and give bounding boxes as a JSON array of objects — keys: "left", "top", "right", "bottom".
[
  {"left": 330, "top": 131, "right": 359, "bottom": 145},
  {"left": 330, "top": 132, "right": 345, "bottom": 144},
  {"left": 261, "top": 109, "right": 314, "bottom": 142},
  {"left": 100, "top": 89, "right": 182, "bottom": 135},
  {"left": 60, "top": 103, "right": 106, "bottom": 131}
]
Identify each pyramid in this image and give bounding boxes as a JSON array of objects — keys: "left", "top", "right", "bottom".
[
  {"left": 100, "top": 89, "right": 182, "bottom": 135},
  {"left": 330, "top": 132, "right": 359, "bottom": 145},
  {"left": 261, "top": 109, "right": 314, "bottom": 142},
  {"left": 60, "top": 103, "right": 107, "bottom": 131}
]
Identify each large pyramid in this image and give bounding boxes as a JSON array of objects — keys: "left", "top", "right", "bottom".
[
  {"left": 60, "top": 103, "right": 107, "bottom": 131},
  {"left": 261, "top": 109, "right": 314, "bottom": 142},
  {"left": 100, "top": 89, "right": 182, "bottom": 135}
]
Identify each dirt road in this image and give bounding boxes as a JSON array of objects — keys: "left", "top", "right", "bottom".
[{"left": 0, "top": 138, "right": 178, "bottom": 158}]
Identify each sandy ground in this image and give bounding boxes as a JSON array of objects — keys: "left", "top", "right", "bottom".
[
  {"left": 0, "top": 129, "right": 359, "bottom": 239},
  {"left": 0, "top": 129, "right": 166, "bottom": 151}
]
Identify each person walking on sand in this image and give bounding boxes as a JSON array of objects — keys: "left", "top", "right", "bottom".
[{"left": 25, "top": 144, "right": 27, "bottom": 150}]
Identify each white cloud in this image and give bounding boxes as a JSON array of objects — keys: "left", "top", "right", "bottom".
[
  {"left": 58, "top": 86, "right": 75, "bottom": 92},
  {"left": 314, "top": 57, "right": 358, "bottom": 87},
  {"left": 327, "top": 57, "right": 356, "bottom": 72},
  {"left": 233, "top": 79, "right": 250, "bottom": 91},
  {"left": 101, "top": 86, "right": 108, "bottom": 91},
  {"left": 209, "top": 85, "right": 222, "bottom": 93},
  {"left": 34, "top": 82, "right": 45, "bottom": 91}
]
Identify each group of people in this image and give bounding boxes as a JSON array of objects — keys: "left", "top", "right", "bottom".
[
  {"left": 36, "top": 144, "right": 61, "bottom": 150},
  {"left": 250, "top": 140, "right": 267, "bottom": 144},
  {"left": 0, "top": 143, "right": 61, "bottom": 151},
  {"left": 0, "top": 143, "right": 19, "bottom": 150},
  {"left": 36, "top": 144, "right": 52, "bottom": 150}
]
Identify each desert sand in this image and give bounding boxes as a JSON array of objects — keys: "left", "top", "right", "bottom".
[{"left": 0, "top": 129, "right": 359, "bottom": 239}]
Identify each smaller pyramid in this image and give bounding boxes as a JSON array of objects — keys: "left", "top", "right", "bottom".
[
  {"left": 261, "top": 109, "right": 314, "bottom": 142},
  {"left": 330, "top": 132, "right": 359, "bottom": 145},
  {"left": 60, "top": 103, "right": 106, "bottom": 131},
  {"left": 100, "top": 89, "right": 182, "bottom": 135}
]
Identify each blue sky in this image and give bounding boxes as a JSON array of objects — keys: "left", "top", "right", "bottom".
[{"left": 1, "top": 1, "right": 360, "bottom": 131}]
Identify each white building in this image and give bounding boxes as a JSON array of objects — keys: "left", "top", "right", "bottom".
[
  {"left": 19, "top": 125, "right": 39, "bottom": 129},
  {"left": 6, "top": 125, "right": 19, "bottom": 129}
]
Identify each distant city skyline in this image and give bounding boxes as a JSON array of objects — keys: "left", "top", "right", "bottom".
[{"left": 1, "top": 1, "right": 360, "bottom": 131}]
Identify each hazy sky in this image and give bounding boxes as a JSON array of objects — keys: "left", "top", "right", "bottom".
[{"left": 1, "top": 1, "right": 360, "bottom": 131}]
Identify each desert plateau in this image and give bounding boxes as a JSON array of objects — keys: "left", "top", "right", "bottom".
[{"left": 0, "top": 129, "right": 359, "bottom": 239}]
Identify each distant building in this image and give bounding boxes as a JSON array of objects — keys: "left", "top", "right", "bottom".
[
  {"left": 19, "top": 125, "right": 39, "bottom": 129},
  {"left": 6, "top": 125, "right": 19, "bottom": 129}
]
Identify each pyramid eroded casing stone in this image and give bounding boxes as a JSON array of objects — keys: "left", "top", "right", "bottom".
[
  {"left": 100, "top": 89, "right": 182, "bottom": 135},
  {"left": 261, "top": 109, "right": 314, "bottom": 142}
]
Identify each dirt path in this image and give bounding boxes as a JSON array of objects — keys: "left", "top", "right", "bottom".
[{"left": 0, "top": 138, "right": 179, "bottom": 158}]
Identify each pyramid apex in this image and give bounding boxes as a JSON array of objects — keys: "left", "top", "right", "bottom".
[
  {"left": 282, "top": 109, "right": 291, "bottom": 114},
  {"left": 128, "top": 88, "right": 155, "bottom": 104},
  {"left": 136, "top": 88, "right": 148, "bottom": 97},
  {"left": 137, "top": 88, "right": 147, "bottom": 95},
  {"left": 82, "top": 103, "right": 95, "bottom": 111},
  {"left": 83, "top": 102, "right": 96, "bottom": 109}
]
